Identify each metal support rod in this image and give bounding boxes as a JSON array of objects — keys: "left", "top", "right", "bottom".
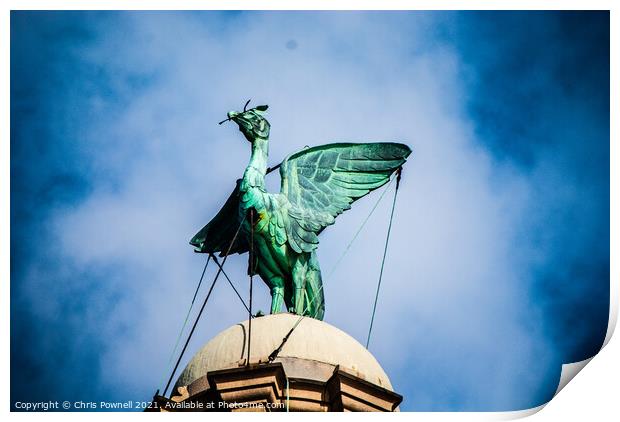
[
  {"left": 286, "top": 377, "right": 290, "bottom": 412},
  {"left": 247, "top": 208, "right": 255, "bottom": 366},
  {"left": 211, "top": 254, "right": 251, "bottom": 314},
  {"left": 266, "top": 163, "right": 281, "bottom": 174},
  {"left": 158, "top": 255, "right": 211, "bottom": 392},
  {"left": 191, "top": 255, "right": 211, "bottom": 305},
  {"left": 163, "top": 266, "right": 220, "bottom": 397},
  {"left": 267, "top": 173, "right": 399, "bottom": 363},
  {"left": 162, "top": 215, "right": 246, "bottom": 397},
  {"left": 366, "top": 168, "right": 402, "bottom": 349}
]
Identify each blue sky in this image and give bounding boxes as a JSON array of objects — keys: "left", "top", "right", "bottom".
[{"left": 10, "top": 11, "right": 609, "bottom": 411}]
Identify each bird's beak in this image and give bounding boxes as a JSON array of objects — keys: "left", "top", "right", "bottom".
[{"left": 218, "top": 111, "right": 241, "bottom": 125}]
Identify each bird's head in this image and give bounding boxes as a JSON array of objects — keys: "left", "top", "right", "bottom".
[{"left": 219, "top": 100, "right": 270, "bottom": 143}]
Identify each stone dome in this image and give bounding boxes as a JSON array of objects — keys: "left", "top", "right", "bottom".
[{"left": 174, "top": 313, "right": 394, "bottom": 392}]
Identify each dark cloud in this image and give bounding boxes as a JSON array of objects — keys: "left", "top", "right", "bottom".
[{"left": 450, "top": 10, "right": 609, "bottom": 363}]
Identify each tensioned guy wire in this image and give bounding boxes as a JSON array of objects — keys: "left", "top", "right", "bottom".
[
  {"left": 366, "top": 169, "right": 402, "bottom": 349},
  {"left": 211, "top": 254, "right": 250, "bottom": 314},
  {"left": 268, "top": 172, "right": 400, "bottom": 362},
  {"left": 162, "top": 213, "right": 247, "bottom": 397},
  {"left": 247, "top": 209, "right": 255, "bottom": 366},
  {"left": 158, "top": 254, "right": 211, "bottom": 392},
  {"left": 326, "top": 176, "right": 395, "bottom": 279}
]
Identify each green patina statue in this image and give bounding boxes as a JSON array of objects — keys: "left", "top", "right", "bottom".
[{"left": 190, "top": 102, "right": 411, "bottom": 320}]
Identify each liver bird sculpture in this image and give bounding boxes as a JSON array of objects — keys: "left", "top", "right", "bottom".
[{"left": 190, "top": 102, "right": 411, "bottom": 321}]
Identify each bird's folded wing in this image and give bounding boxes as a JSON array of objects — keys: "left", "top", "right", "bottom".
[
  {"left": 190, "top": 179, "right": 249, "bottom": 256},
  {"left": 279, "top": 142, "right": 411, "bottom": 253}
]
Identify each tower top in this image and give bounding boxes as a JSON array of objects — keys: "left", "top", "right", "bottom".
[
  {"left": 175, "top": 313, "right": 394, "bottom": 392},
  {"left": 160, "top": 313, "right": 402, "bottom": 411}
]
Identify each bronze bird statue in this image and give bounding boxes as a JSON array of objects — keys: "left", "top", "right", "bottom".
[{"left": 191, "top": 101, "right": 411, "bottom": 320}]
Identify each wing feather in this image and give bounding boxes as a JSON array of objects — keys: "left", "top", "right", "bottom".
[
  {"left": 190, "top": 179, "right": 248, "bottom": 256},
  {"left": 279, "top": 142, "right": 411, "bottom": 253}
]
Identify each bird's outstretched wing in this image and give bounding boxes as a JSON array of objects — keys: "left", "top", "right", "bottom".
[
  {"left": 279, "top": 142, "right": 411, "bottom": 253},
  {"left": 190, "top": 179, "right": 249, "bottom": 256}
]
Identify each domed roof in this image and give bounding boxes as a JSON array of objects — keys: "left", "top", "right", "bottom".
[{"left": 174, "top": 313, "right": 394, "bottom": 391}]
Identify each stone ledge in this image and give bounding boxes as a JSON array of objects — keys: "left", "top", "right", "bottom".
[{"left": 160, "top": 361, "right": 402, "bottom": 412}]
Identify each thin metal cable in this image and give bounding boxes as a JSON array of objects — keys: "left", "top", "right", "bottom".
[
  {"left": 158, "top": 254, "right": 210, "bottom": 391},
  {"left": 162, "top": 213, "right": 247, "bottom": 397},
  {"left": 247, "top": 209, "right": 255, "bottom": 366},
  {"left": 191, "top": 255, "right": 211, "bottom": 305},
  {"left": 269, "top": 175, "right": 397, "bottom": 362},
  {"left": 326, "top": 177, "right": 394, "bottom": 279},
  {"left": 286, "top": 377, "right": 290, "bottom": 412},
  {"left": 211, "top": 254, "right": 250, "bottom": 313},
  {"left": 366, "top": 169, "right": 402, "bottom": 349}
]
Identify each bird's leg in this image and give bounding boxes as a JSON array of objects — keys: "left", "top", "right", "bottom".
[
  {"left": 269, "top": 277, "right": 285, "bottom": 314},
  {"left": 271, "top": 287, "right": 284, "bottom": 314},
  {"left": 291, "top": 256, "right": 308, "bottom": 315},
  {"left": 293, "top": 286, "right": 306, "bottom": 315},
  {"left": 304, "top": 252, "right": 325, "bottom": 320}
]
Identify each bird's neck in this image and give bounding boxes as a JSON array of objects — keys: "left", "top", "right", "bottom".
[{"left": 242, "top": 136, "right": 269, "bottom": 190}]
